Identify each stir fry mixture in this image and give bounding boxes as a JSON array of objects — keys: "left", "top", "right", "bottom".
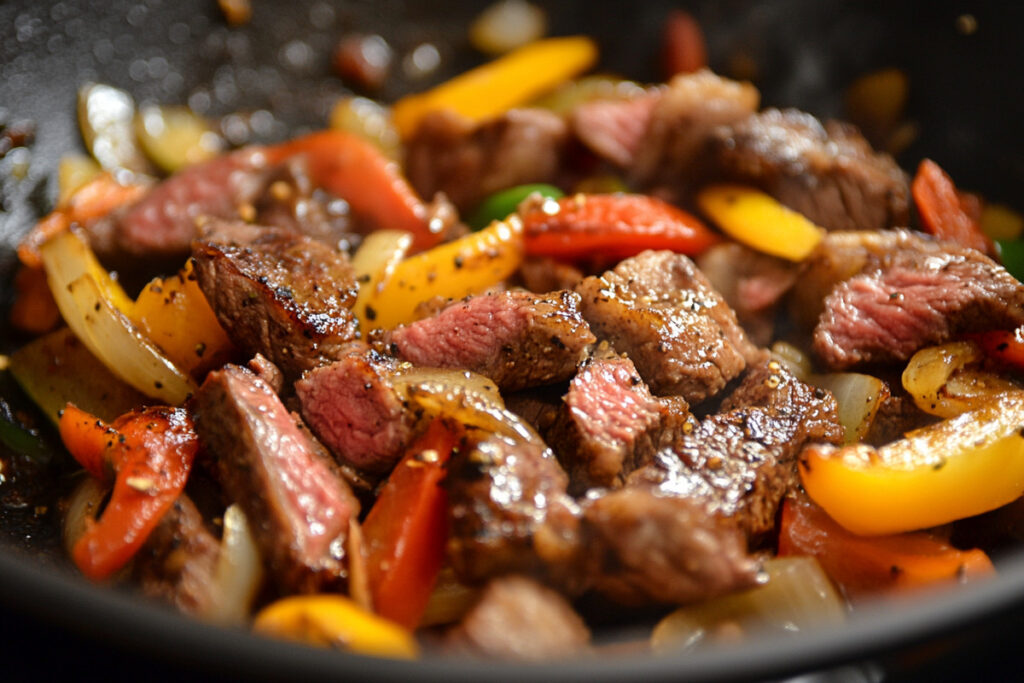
[{"left": 6, "top": 7, "right": 1024, "bottom": 661}]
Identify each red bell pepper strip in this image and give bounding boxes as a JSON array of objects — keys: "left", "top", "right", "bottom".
[
  {"left": 778, "top": 496, "right": 994, "bottom": 601},
  {"left": 971, "top": 327, "right": 1024, "bottom": 370},
  {"left": 263, "top": 130, "right": 440, "bottom": 252},
  {"left": 58, "top": 404, "right": 118, "bottom": 481},
  {"left": 59, "top": 404, "right": 198, "bottom": 581},
  {"left": 361, "top": 418, "right": 460, "bottom": 630},
  {"left": 520, "top": 193, "right": 720, "bottom": 262},
  {"left": 912, "top": 159, "right": 995, "bottom": 257},
  {"left": 661, "top": 9, "right": 707, "bottom": 78}
]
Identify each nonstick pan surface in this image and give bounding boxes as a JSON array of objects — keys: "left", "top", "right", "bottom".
[{"left": 2, "top": 1, "right": 1023, "bottom": 680}]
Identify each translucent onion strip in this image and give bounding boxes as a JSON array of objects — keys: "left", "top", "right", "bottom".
[
  {"left": 203, "top": 504, "right": 263, "bottom": 626},
  {"left": 652, "top": 557, "right": 845, "bottom": 654},
  {"left": 40, "top": 230, "right": 195, "bottom": 404},
  {"left": 903, "top": 341, "right": 1020, "bottom": 418},
  {"left": 810, "top": 373, "right": 887, "bottom": 444},
  {"left": 64, "top": 475, "right": 110, "bottom": 558}
]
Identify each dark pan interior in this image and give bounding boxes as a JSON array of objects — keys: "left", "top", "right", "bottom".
[{"left": 1, "top": 1, "right": 1024, "bottom": 680}]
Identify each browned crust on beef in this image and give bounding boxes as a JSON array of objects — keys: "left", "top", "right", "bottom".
[
  {"left": 445, "top": 432, "right": 584, "bottom": 592},
  {"left": 406, "top": 108, "right": 568, "bottom": 212},
  {"left": 194, "top": 365, "right": 359, "bottom": 593},
  {"left": 575, "top": 250, "right": 763, "bottom": 403},
  {"left": 191, "top": 222, "right": 358, "bottom": 381},
  {"left": 709, "top": 108, "right": 910, "bottom": 232},
  {"left": 580, "top": 487, "right": 758, "bottom": 606},
  {"left": 632, "top": 360, "right": 842, "bottom": 538},
  {"left": 813, "top": 244, "right": 1024, "bottom": 369}
]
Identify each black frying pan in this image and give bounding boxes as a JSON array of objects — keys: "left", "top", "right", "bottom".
[{"left": 2, "top": 1, "right": 1023, "bottom": 680}]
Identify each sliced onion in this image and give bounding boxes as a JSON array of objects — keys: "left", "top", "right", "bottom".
[
  {"left": 346, "top": 519, "right": 373, "bottom": 614},
  {"left": 77, "top": 82, "right": 154, "bottom": 174},
  {"left": 203, "top": 504, "right": 263, "bottom": 626},
  {"left": 469, "top": 0, "right": 547, "bottom": 56},
  {"left": 134, "top": 105, "right": 223, "bottom": 174},
  {"left": 350, "top": 230, "right": 413, "bottom": 332},
  {"left": 40, "top": 230, "right": 195, "bottom": 404},
  {"left": 809, "top": 372, "right": 888, "bottom": 444},
  {"left": 391, "top": 366, "right": 549, "bottom": 447},
  {"left": 63, "top": 475, "right": 110, "bottom": 558},
  {"left": 651, "top": 557, "right": 845, "bottom": 654},
  {"left": 770, "top": 341, "right": 811, "bottom": 381},
  {"left": 903, "top": 341, "right": 1019, "bottom": 418}
]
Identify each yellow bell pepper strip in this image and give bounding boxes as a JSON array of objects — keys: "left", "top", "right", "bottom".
[
  {"left": 392, "top": 36, "right": 598, "bottom": 139},
  {"left": 521, "top": 193, "right": 719, "bottom": 261},
  {"left": 361, "top": 214, "right": 524, "bottom": 331},
  {"left": 9, "top": 328, "right": 149, "bottom": 426},
  {"left": 59, "top": 404, "right": 199, "bottom": 581},
  {"left": 263, "top": 130, "right": 439, "bottom": 251},
  {"left": 778, "top": 496, "right": 994, "bottom": 601},
  {"left": 695, "top": 184, "right": 825, "bottom": 261},
  {"left": 982, "top": 203, "right": 1024, "bottom": 241},
  {"left": 362, "top": 418, "right": 460, "bottom": 630},
  {"left": 253, "top": 594, "right": 418, "bottom": 659},
  {"left": 799, "top": 391, "right": 1024, "bottom": 536},
  {"left": 18, "top": 172, "right": 148, "bottom": 268},
  {"left": 350, "top": 230, "right": 414, "bottom": 333},
  {"left": 912, "top": 159, "right": 995, "bottom": 257},
  {"left": 39, "top": 229, "right": 196, "bottom": 405},
  {"left": 132, "top": 260, "right": 236, "bottom": 380}
]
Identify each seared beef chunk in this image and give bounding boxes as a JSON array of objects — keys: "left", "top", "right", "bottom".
[
  {"left": 405, "top": 108, "right": 568, "bottom": 212},
  {"left": 89, "top": 149, "right": 269, "bottom": 267},
  {"left": 445, "top": 432, "right": 583, "bottom": 591},
  {"left": 296, "top": 344, "right": 420, "bottom": 472},
  {"left": 252, "top": 156, "right": 354, "bottom": 248},
  {"left": 789, "top": 230, "right": 936, "bottom": 331},
  {"left": 134, "top": 496, "right": 220, "bottom": 616},
  {"left": 575, "top": 250, "right": 763, "bottom": 403},
  {"left": 191, "top": 222, "right": 358, "bottom": 381},
  {"left": 709, "top": 108, "right": 910, "bottom": 233},
  {"left": 630, "top": 70, "right": 759, "bottom": 189},
  {"left": 545, "top": 350, "right": 687, "bottom": 494},
  {"left": 387, "top": 290, "right": 595, "bottom": 392},
  {"left": 631, "top": 360, "right": 843, "bottom": 538},
  {"left": 571, "top": 92, "right": 661, "bottom": 168},
  {"left": 444, "top": 575, "right": 590, "bottom": 660},
  {"left": 581, "top": 487, "right": 758, "bottom": 606},
  {"left": 194, "top": 365, "right": 359, "bottom": 593},
  {"left": 697, "top": 242, "right": 798, "bottom": 346},
  {"left": 814, "top": 240, "right": 1024, "bottom": 369},
  {"left": 517, "top": 256, "right": 585, "bottom": 294}
]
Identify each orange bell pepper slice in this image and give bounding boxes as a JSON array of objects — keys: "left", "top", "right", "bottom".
[
  {"left": 779, "top": 496, "right": 994, "bottom": 601},
  {"left": 264, "top": 129, "right": 438, "bottom": 251},
  {"left": 912, "top": 159, "right": 995, "bottom": 256},
  {"left": 18, "top": 173, "right": 148, "bottom": 268},
  {"left": 59, "top": 404, "right": 198, "bottom": 581}
]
